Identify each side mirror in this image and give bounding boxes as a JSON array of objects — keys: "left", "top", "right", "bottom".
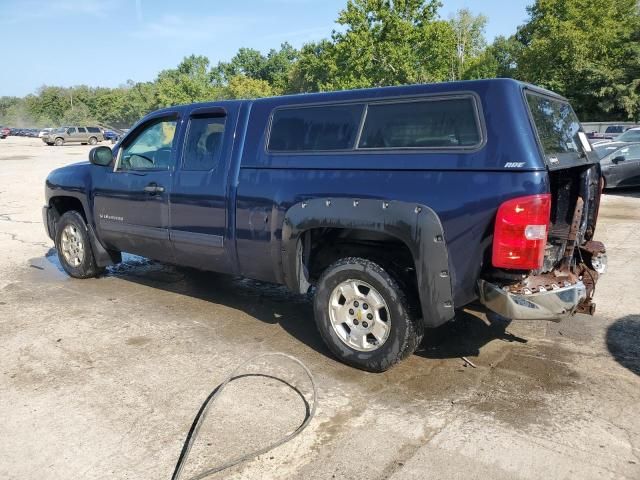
[
  {"left": 612, "top": 155, "right": 625, "bottom": 164},
  {"left": 89, "top": 146, "right": 114, "bottom": 166}
]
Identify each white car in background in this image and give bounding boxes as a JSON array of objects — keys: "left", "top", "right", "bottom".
[{"left": 38, "top": 128, "right": 53, "bottom": 138}]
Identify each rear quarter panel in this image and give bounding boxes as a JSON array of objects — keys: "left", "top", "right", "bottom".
[
  {"left": 235, "top": 80, "right": 549, "bottom": 308},
  {"left": 234, "top": 79, "right": 549, "bottom": 308}
]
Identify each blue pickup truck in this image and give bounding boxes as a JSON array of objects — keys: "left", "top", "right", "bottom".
[{"left": 42, "top": 79, "right": 607, "bottom": 372}]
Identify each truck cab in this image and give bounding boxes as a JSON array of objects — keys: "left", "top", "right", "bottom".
[{"left": 42, "top": 79, "right": 606, "bottom": 372}]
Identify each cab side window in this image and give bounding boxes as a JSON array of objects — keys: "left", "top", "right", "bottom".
[
  {"left": 118, "top": 119, "right": 177, "bottom": 171},
  {"left": 182, "top": 115, "right": 226, "bottom": 171},
  {"left": 78, "top": 127, "right": 87, "bottom": 133},
  {"left": 67, "top": 127, "right": 76, "bottom": 135}
]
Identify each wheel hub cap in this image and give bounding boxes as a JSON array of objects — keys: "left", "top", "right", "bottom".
[
  {"left": 328, "top": 279, "right": 391, "bottom": 352},
  {"left": 60, "top": 224, "right": 85, "bottom": 267}
]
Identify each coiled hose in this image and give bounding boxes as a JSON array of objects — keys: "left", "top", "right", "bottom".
[{"left": 171, "top": 353, "right": 318, "bottom": 480}]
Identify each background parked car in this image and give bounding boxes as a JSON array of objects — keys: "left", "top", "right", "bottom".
[
  {"left": 102, "top": 130, "right": 118, "bottom": 142},
  {"left": 38, "top": 128, "right": 53, "bottom": 138},
  {"left": 0, "top": 127, "right": 9, "bottom": 139},
  {"left": 43, "top": 126, "right": 104, "bottom": 146},
  {"left": 593, "top": 126, "right": 640, "bottom": 145},
  {"left": 595, "top": 141, "right": 640, "bottom": 188},
  {"left": 586, "top": 124, "right": 634, "bottom": 141}
]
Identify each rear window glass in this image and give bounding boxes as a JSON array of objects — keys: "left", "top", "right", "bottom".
[
  {"left": 358, "top": 97, "right": 481, "bottom": 149},
  {"left": 77, "top": 127, "right": 87, "bottom": 133},
  {"left": 268, "top": 104, "right": 363, "bottom": 152},
  {"left": 526, "top": 93, "right": 581, "bottom": 158},
  {"left": 87, "top": 127, "right": 100, "bottom": 133}
]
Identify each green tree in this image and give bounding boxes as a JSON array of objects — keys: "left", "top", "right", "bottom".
[
  {"left": 155, "top": 55, "right": 220, "bottom": 107},
  {"left": 321, "top": 0, "right": 455, "bottom": 89},
  {"left": 515, "top": 0, "right": 640, "bottom": 120},
  {"left": 61, "top": 101, "right": 95, "bottom": 125},
  {"left": 289, "top": 40, "right": 339, "bottom": 93},
  {"left": 224, "top": 75, "right": 276, "bottom": 99},
  {"left": 211, "top": 43, "right": 298, "bottom": 94},
  {"left": 449, "top": 8, "right": 488, "bottom": 80}
]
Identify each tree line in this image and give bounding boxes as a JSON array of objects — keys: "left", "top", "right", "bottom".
[{"left": 1, "top": 0, "right": 638, "bottom": 129}]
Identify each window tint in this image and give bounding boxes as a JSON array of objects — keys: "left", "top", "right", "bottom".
[
  {"left": 526, "top": 93, "right": 581, "bottom": 158},
  {"left": 67, "top": 127, "right": 76, "bottom": 134},
  {"left": 269, "top": 104, "right": 363, "bottom": 152},
  {"left": 183, "top": 115, "right": 226, "bottom": 171},
  {"left": 87, "top": 126, "right": 100, "bottom": 133},
  {"left": 358, "top": 98, "right": 481, "bottom": 149},
  {"left": 77, "top": 127, "right": 87, "bottom": 133},
  {"left": 119, "top": 119, "right": 177, "bottom": 170}
]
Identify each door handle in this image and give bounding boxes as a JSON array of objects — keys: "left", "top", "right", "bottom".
[{"left": 144, "top": 183, "right": 165, "bottom": 194}]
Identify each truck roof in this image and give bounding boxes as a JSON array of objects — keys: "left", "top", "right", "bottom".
[{"left": 163, "top": 78, "right": 567, "bottom": 114}]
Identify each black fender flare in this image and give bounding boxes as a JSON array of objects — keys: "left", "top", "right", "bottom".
[{"left": 280, "top": 198, "right": 455, "bottom": 328}]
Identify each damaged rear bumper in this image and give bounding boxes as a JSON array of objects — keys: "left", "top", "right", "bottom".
[
  {"left": 478, "top": 279, "right": 587, "bottom": 321},
  {"left": 479, "top": 241, "right": 607, "bottom": 321}
]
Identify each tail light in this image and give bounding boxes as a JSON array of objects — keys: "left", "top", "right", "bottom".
[{"left": 492, "top": 194, "right": 551, "bottom": 270}]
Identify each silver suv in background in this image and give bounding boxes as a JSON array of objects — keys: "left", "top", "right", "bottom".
[{"left": 43, "top": 126, "right": 104, "bottom": 146}]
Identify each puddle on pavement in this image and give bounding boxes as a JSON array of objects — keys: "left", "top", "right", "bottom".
[{"left": 21, "top": 248, "right": 584, "bottom": 429}]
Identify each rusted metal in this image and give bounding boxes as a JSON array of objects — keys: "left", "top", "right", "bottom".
[
  {"left": 581, "top": 240, "right": 606, "bottom": 256},
  {"left": 576, "top": 299, "right": 596, "bottom": 315},
  {"left": 505, "top": 268, "right": 579, "bottom": 295},
  {"left": 561, "top": 196, "right": 584, "bottom": 268}
]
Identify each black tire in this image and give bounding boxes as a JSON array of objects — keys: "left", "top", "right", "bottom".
[
  {"left": 313, "top": 257, "right": 423, "bottom": 372},
  {"left": 54, "top": 137, "right": 64, "bottom": 146},
  {"left": 55, "top": 211, "right": 104, "bottom": 279}
]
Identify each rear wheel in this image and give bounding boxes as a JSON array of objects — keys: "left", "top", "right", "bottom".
[
  {"left": 54, "top": 137, "right": 64, "bottom": 146},
  {"left": 313, "top": 257, "right": 423, "bottom": 372},
  {"left": 55, "top": 211, "right": 104, "bottom": 278},
  {"left": 88, "top": 137, "right": 98, "bottom": 145}
]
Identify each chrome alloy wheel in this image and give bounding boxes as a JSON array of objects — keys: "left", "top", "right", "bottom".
[
  {"left": 328, "top": 279, "right": 391, "bottom": 352},
  {"left": 60, "top": 224, "right": 85, "bottom": 267}
]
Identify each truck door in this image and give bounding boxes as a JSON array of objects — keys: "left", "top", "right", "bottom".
[
  {"left": 92, "top": 113, "right": 179, "bottom": 262},
  {"left": 169, "top": 106, "right": 236, "bottom": 273},
  {"left": 66, "top": 127, "right": 77, "bottom": 143},
  {"left": 77, "top": 127, "right": 88, "bottom": 143}
]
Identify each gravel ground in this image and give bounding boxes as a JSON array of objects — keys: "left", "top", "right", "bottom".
[{"left": 0, "top": 135, "right": 638, "bottom": 480}]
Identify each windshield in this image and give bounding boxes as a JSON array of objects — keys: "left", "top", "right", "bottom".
[
  {"left": 526, "top": 92, "right": 583, "bottom": 162},
  {"left": 615, "top": 129, "right": 640, "bottom": 142}
]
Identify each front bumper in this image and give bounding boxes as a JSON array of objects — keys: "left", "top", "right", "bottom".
[{"left": 478, "top": 279, "right": 587, "bottom": 321}]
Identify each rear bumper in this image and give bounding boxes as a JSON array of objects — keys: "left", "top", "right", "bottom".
[{"left": 478, "top": 279, "right": 587, "bottom": 321}]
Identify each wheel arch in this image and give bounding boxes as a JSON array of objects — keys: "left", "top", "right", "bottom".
[
  {"left": 48, "top": 195, "right": 120, "bottom": 267},
  {"left": 281, "top": 198, "right": 455, "bottom": 328}
]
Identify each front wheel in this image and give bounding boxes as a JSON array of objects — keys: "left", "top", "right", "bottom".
[
  {"left": 313, "top": 257, "right": 423, "bottom": 372},
  {"left": 54, "top": 137, "right": 64, "bottom": 146},
  {"left": 55, "top": 211, "right": 104, "bottom": 278}
]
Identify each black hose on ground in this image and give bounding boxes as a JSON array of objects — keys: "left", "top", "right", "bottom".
[{"left": 171, "top": 353, "right": 318, "bottom": 480}]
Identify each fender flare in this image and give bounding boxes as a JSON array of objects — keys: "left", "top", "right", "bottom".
[{"left": 281, "top": 198, "right": 455, "bottom": 328}]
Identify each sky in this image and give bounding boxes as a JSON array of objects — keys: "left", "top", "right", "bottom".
[{"left": 0, "top": 0, "right": 533, "bottom": 97}]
